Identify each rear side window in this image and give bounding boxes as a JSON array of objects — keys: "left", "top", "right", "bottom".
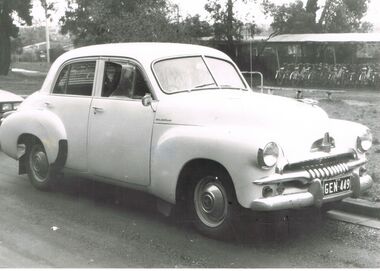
[{"left": 53, "top": 61, "right": 96, "bottom": 96}]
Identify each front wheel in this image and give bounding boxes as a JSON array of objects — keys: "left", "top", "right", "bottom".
[
  {"left": 189, "top": 170, "right": 240, "bottom": 239},
  {"left": 26, "top": 142, "right": 55, "bottom": 191}
]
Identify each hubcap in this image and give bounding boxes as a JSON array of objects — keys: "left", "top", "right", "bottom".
[
  {"left": 194, "top": 176, "right": 228, "bottom": 228},
  {"left": 30, "top": 147, "right": 49, "bottom": 182}
]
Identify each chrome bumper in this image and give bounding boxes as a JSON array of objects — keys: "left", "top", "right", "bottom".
[{"left": 250, "top": 172, "right": 372, "bottom": 211}]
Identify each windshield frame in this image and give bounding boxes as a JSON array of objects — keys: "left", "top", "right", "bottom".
[{"left": 151, "top": 55, "right": 248, "bottom": 95}]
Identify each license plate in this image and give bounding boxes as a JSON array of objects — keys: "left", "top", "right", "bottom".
[{"left": 323, "top": 176, "right": 351, "bottom": 196}]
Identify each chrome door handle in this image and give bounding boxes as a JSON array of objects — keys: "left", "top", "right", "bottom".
[{"left": 92, "top": 106, "right": 104, "bottom": 113}]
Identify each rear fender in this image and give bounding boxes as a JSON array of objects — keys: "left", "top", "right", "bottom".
[{"left": 0, "top": 109, "right": 67, "bottom": 164}]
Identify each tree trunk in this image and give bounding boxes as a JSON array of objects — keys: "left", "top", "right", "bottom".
[
  {"left": 0, "top": 0, "right": 11, "bottom": 75},
  {"left": 318, "top": 0, "right": 331, "bottom": 31},
  {"left": 226, "top": 0, "right": 235, "bottom": 59},
  {"left": 0, "top": 31, "right": 11, "bottom": 75},
  {"left": 306, "top": 0, "right": 318, "bottom": 22}
]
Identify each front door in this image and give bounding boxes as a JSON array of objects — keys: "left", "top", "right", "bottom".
[{"left": 87, "top": 60, "right": 155, "bottom": 186}]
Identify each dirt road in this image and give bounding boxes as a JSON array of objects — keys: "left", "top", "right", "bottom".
[{"left": 0, "top": 151, "right": 379, "bottom": 268}]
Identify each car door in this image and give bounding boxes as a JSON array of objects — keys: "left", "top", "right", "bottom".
[
  {"left": 46, "top": 59, "right": 98, "bottom": 171},
  {"left": 87, "top": 59, "right": 155, "bottom": 186}
]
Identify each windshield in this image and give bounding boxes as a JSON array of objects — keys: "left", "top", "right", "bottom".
[{"left": 153, "top": 56, "right": 246, "bottom": 94}]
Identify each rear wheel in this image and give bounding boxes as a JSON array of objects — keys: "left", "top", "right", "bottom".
[
  {"left": 26, "top": 142, "right": 55, "bottom": 191},
  {"left": 189, "top": 169, "right": 240, "bottom": 239}
]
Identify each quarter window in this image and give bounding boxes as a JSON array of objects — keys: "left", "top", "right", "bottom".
[{"left": 53, "top": 61, "right": 96, "bottom": 96}]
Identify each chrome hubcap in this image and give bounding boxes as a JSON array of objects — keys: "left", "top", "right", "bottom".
[
  {"left": 194, "top": 176, "right": 228, "bottom": 228},
  {"left": 31, "top": 147, "right": 49, "bottom": 182}
]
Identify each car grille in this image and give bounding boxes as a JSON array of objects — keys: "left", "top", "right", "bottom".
[
  {"left": 283, "top": 152, "right": 355, "bottom": 180},
  {"left": 304, "top": 162, "right": 350, "bottom": 179}
]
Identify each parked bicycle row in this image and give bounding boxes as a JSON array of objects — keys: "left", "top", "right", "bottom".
[{"left": 275, "top": 63, "right": 380, "bottom": 89}]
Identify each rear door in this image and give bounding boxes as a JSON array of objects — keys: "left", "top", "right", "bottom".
[{"left": 45, "top": 58, "right": 98, "bottom": 171}]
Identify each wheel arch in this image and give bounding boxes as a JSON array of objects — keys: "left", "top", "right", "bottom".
[
  {"left": 17, "top": 133, "right": 68, "bottom": 175},
  {"left": 0, "top": 109, "right": 67, "bottom": 172},
  {"left": 175, "top": 158, "right": 236, "bottom": 204}
]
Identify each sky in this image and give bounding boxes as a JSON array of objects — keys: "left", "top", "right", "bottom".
[{"left": 31, "top": 0, "right": 380, "bottom": 31}]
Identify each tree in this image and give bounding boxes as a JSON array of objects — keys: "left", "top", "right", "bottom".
[
  {"left": 178, "top": 14, "right": 213, "bottom": 43},
  {"left": 318, "top": 0, "right": 371, "bottom": 33},
  {"left": 19, "top": 26, "right": 46, "bottom": 46},
  {"left": 262, "top": 0, "right": 318, "bottom": 34},
  {"left": 60, "top": 0, "right": 188, "bottom": 46},
  {"left": 0, "top": 0, "right": 33, "bottom": 75},
  {"left": 205, "top": 0, "right": 256, "bottom": 58},
  {"left": 262, "top": 0, "right": 372, "bottom": 35}
]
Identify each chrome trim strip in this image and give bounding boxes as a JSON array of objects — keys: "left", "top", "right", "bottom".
[{"left": 347, "top": 159, "right": 366, "bottom": 169}]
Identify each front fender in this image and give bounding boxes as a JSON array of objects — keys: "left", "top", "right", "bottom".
[
  {"left": 0, "top": 109, "right": 67, "bottom": 164},
  {"left": 329, "top": 118, "right": 369, "bottom": 156},
  {"left": 149, "top": 124, "right": 275, "bottom": 207}
]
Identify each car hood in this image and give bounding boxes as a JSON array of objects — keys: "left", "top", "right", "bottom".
[
  {"left": 0, "top": 89, "right": 24, "bottom": 102},
  {"left": 155, "top": 89, "right": 338, "bottom": 163}
]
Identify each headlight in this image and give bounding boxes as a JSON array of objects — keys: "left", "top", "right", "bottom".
[
  {"left": 357, "top": 130, "right": 372, "bottom": 153},
  {"left": 258, "top": 142, "right": 280, "bottom": 168},
  {"left": 1, "top": 103, "right": 12, "bottom": 112},
  {"left": 13, "top": 102, "right": 21, "bottom": 110}
]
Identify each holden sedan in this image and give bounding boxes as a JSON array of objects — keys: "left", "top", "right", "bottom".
[{"left": 0, "top": 43, "right": 373, "bottom": 238}]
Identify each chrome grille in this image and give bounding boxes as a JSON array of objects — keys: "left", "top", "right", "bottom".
[
  {"left": 282, "top": 152, "right": 355, "bottom": 180},
  {"left": 305, "top": 162, "right": 350, "bottom": 179}
]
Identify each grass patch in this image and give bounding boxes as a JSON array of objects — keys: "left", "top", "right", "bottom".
[
  {"left": 11, "top": 61, "right": 51, "bottom": 73},
  {"left": 0, "top": 71, "right": 45, "bottom": 95}
]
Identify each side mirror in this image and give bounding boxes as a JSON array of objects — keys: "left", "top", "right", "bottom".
[{"left": 142, "top": 94, "right": 153, "bottom": 107}]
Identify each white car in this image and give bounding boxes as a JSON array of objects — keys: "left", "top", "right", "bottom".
[
  {"left": 0, "top": 89, "right": 23, "bottom": 122},
  {"left": 0, "top": 43, "right": 373, "bottom": 238}
]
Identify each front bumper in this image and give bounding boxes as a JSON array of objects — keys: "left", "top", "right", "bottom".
[{"left": 250, "top": 158, "right": 373, "bottom": 211}]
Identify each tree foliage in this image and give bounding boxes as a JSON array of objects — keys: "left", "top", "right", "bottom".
[
  {"left": 262, "top": 0, "right": 372, "bottom": 35},
  {"left": 0, "top": 0, "right": 33, "bottom": 75},
  {"left": 318, "top": 0, "right": 372, "bottom": 33},
  {"left": 179, "top": 14, "right": 213, "bottom": 43},
  {"left": 205, "top": 0, "right": 257, "bottom": 58},
  {"left": 60, "top": 0, "right": 210, "bottom": 46},
  {"left": 262, "top": 0, "right": 318, "bottom": 34}
]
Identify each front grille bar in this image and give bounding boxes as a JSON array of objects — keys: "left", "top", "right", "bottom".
[
  {"left": 253, "top": 158, "right": 367, "bottom": 185},
  {"left": 305, "top": 162, "right": 349, "bottom": 179}
]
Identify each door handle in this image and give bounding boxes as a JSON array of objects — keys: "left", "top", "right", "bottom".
[
  {"left": 92, "top": 106, "right": 104, "bottom": 113},
  {"left": 44, "top": 102, "right": 52, "bottom": 108}
]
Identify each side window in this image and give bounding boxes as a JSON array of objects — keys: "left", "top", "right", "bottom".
[
  {"left": 53, "top": 66, "right": 69, "bottom": 94},
  {"left": 53, "top": 61, "right": 96, "bottom": 96},
  {"left": 102, "top": 61, "right": 150, "bottom": 99}
]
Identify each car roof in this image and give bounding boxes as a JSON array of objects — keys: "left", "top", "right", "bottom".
[{"left": 58, "top": 42, "right": 230, "bottom": 65}]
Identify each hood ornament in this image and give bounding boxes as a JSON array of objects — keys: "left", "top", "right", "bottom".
[
  {"left": 321, "top": 132, "right": 332, "bottom": 152},
  {"left": 311, "top": 132, "right": 335, "bottom": 153}
]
